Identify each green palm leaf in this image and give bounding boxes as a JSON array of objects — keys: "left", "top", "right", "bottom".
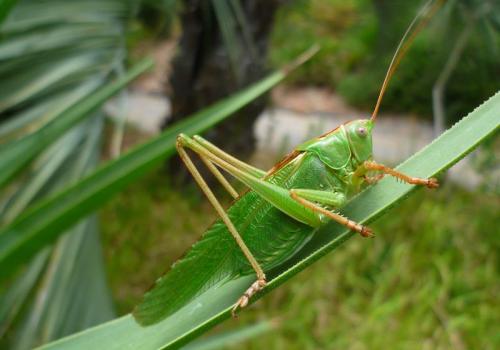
[
  {"left": 0, "top": 59, "right": 153, "bottom": 189},
  {"left": 0, "top": 1, "right": 140, "bottom": 348}
]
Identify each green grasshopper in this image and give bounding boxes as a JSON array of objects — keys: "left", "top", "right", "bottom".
[{"left": 134, "top": 1, "right": 442, "bottom": 326}]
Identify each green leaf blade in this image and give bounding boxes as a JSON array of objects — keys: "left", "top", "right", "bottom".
[{"left": 0, "top": 58, "right": 154, "bottom": 189}]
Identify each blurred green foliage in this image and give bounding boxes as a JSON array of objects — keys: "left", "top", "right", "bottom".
[
  {"left": 101, "top": 169, "right": 499, "bottom": 349},
  {"left": 270, "top": 0, "right": 500, "bottom": 123},
  {"left": 270, "top": 0, "right": 376, "bottom": 89}
]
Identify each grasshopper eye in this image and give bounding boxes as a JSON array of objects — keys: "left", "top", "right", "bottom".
[{"left": 356, "top": 127, "right": 367, "bottom": 137}]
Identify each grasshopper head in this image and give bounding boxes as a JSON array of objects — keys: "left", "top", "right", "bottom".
[{"left": 344, "top": 119, "right": 374, "bottom": 166}]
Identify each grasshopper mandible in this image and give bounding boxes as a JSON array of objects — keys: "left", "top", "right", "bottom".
[{"left": 134, "top": 0, "right": 442, "bottom": 326}]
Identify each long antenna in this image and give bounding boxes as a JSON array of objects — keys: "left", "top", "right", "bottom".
[{"left": 371, "top": 0, "right": 444, "bottom": 121}]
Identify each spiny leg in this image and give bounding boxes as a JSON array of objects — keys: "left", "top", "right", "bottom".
[
  {"left": 290, "top": 190, "right": 373, "bottom": 237},
  {"left": 198, "top": 155, "right": 239, "bottom": 199},
  {"left": 363, "top": 174, "right": 385, "bottom": 184},
  {"left": 193, "top": 135, "right": 266, "bottom": 178},
  {"left": 176, "top": 136, "right": 267, "bottom": 317},
  {"left": 364, "top": 161, "right": 438, "bottom": 188},
  {"left": 179, "top": 134, "right": 321, "bottom": 228},
  {"left": 197, "top": 154, "right": 267, "bottom": 316}
]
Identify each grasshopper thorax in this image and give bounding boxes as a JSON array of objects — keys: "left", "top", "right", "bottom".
[{"left": 296, "top": 119, "right": 374, "bottom": 174}]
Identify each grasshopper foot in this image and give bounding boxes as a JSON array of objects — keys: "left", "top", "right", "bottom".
[
  {"left": 347, "top": 219, "right": 374, "bottom": 238},
  {"left": 231, "top": 278, "right": 267, "bottom": 319},
  {"left": 359, "top": 225, "right": 374, "bottom": 238},
  {"left": 425, "top": 177, "right": 439, "bottom": 189}
]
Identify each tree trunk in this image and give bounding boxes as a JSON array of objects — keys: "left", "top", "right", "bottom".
[{"left": 164, "top": 0, "right": 283, "bottom": 184}]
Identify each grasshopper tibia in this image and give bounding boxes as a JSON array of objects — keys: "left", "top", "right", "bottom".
[{"left": 364, "top": 161, "right": 439, "bottom": 189}]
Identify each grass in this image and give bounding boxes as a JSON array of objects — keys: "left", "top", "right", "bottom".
[{"left": 100, "top": 169, "right": 499, "bottom": 349}]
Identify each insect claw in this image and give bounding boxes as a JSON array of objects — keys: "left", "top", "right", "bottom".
[
  {"left": 426, "top": 177, "right": 439, "bottom": 189},
  {"left": 360, "top": 225, "right": 374, "bottom": 238},
  {"left": 231, "top": 295, "right": 246, "bottom": 319},
  {"left": 231, "top": 305, "right": 240, "bottom": 319}
]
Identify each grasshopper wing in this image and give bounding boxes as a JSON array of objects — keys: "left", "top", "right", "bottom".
[
  {"left": 132, "top": 216, "right": 243, "bottom": 325},
  {"left": 133, "top": 190, "right": 313, "bottom": 325},
  {"left": 133, "top": 153, "right": 320, "bottom": 325}
]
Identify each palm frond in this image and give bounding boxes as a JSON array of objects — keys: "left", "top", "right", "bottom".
[{"left": 0, "top": 0, "right": 138, "bottom": 348}]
